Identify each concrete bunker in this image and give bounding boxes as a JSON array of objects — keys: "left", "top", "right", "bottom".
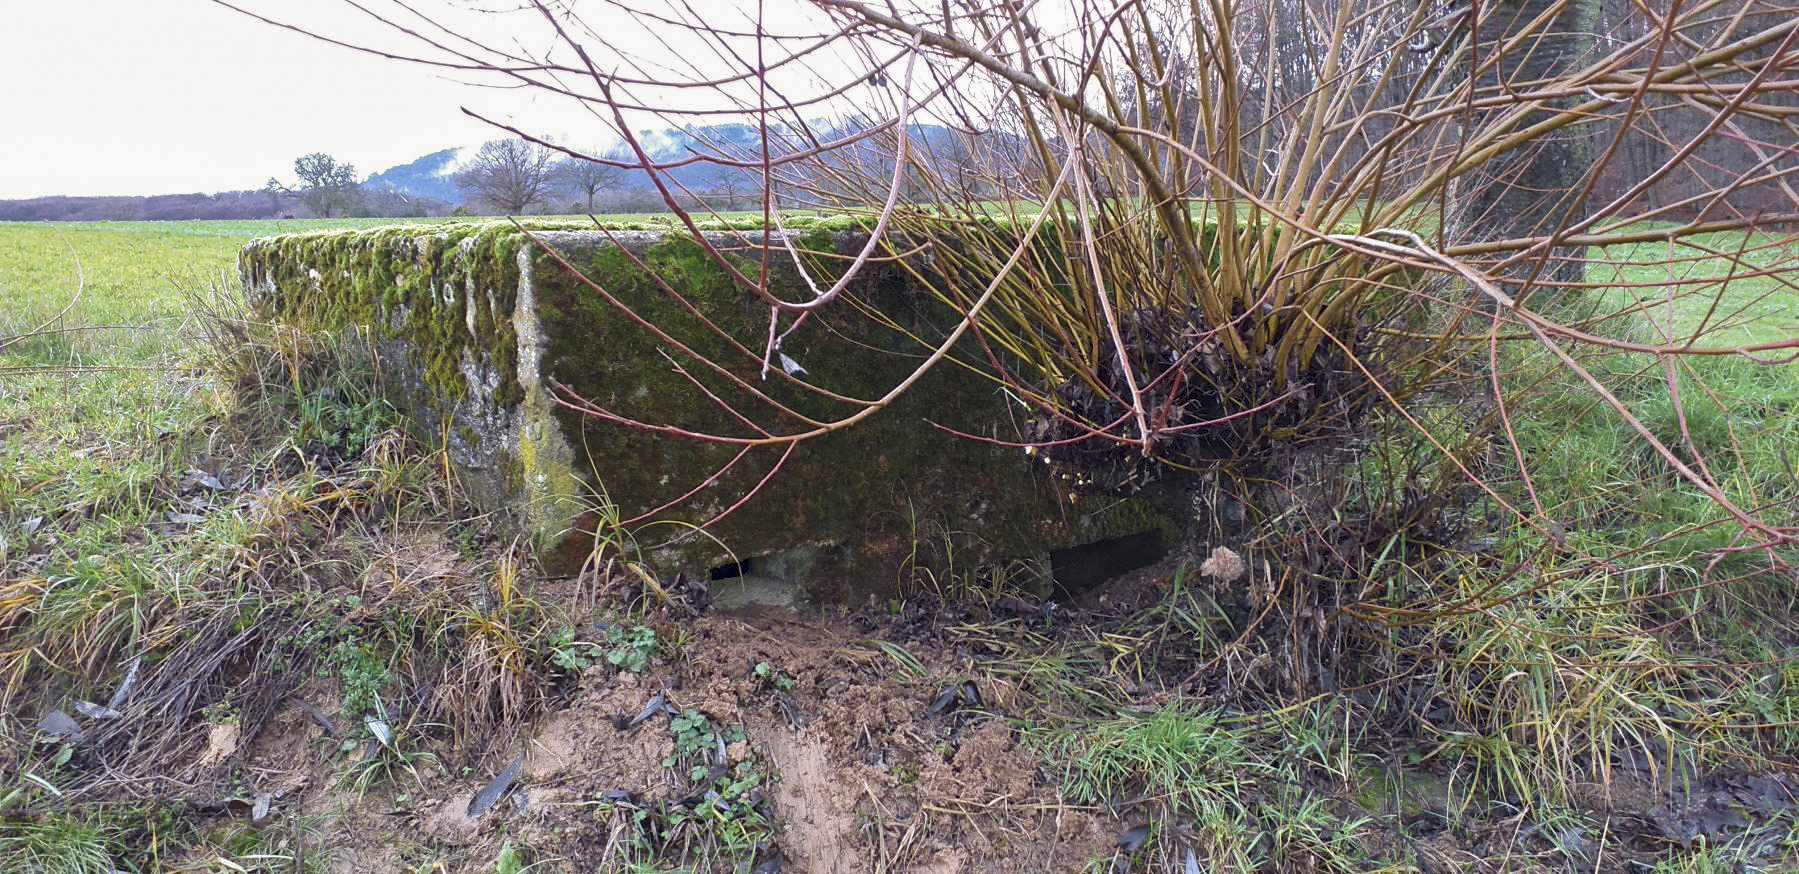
[{"left": 239, "top": 221, "right": 1175, "bottom": 602}]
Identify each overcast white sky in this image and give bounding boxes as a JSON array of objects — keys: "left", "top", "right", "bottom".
[
  {"left": 0, "top": 1, "right": 970, "bottom": 200},
  {"left": 0, "top": 1, "right": 597, "bottom": 199}
]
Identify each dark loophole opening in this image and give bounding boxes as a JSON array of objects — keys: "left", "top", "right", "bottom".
[
  {"left": 709, "top": 560, "right": 746, "bottom": 581},
  {"left": 1049, "top": 530, "right": 1168, "bottom": 600}
]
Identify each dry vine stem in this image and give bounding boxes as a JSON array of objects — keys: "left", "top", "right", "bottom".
[{"left": 220, "top": 0, "right": 1799, "bottom": 589}]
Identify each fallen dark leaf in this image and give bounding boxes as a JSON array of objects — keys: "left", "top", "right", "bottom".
[
  {"left": 925, "top": 686, "right": 960, "bottom": 718},
  {"left": 925, "top": 681, "right": 983, "bottom": 718},
  {"left": 773, "top": 692, "right": 806, "bottom": 729},
  {"left": 294, "top": 699, "right": 339, "bottom": 738},
  {"left": 598, "top": 789, "right": 639, "bottom": 808},
  {"left": 468, "top": 752, "right": 526, "bottom": 819},
  {"left": 622, "top": 692, "right": 673, "bottom": 730},
  {"left": 703, "top": 787, "right": 734, "bottom": 815},
  {"left": 37, "top": 711, "right": 83, "bottom": 743}
]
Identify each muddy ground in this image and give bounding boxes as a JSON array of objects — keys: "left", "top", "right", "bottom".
[
  {"left": 176, "top": 549, "right": 1797, "bottom": 874},
  {"left": 237, "top": 593, "right": 1125, "bottom": 872}
]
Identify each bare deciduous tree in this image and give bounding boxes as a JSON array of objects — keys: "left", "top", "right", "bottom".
[
  {"left": 704, "top": 169, "right": 758, "bottom": 211},
  {"left": 457, "top": 138, "right": 556, "bottom": 214},
  {"left": 558, "top": 155, "right": 622, "bottom": 213},
  {"left": 1458, "top": 0, "right": 1603, "bottom": 287},
  {"left": 266, "top": 152, "right": 361, "bottom": 218}
]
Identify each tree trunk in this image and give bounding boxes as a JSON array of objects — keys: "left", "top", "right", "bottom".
[{"left": 1460, "top": 0, "right": 1602, "bottom": 292}]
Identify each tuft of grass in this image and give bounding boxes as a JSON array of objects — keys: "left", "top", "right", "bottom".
[
  {"left": 1026, "top": 699, "right": 1373, "bottom": 871},
  {"left": 0, "top": 775, "right": 329, "bottom": 874},
  {"left": 1035, "top": 700, "right": 1262, "bottom": 818},
  {"left": 0, "top": 812, "right": 124, "bottom": 874},
  {"left": 339, "top": 715, "right": 444, "bottom": 798},
  {"left": 1326, "top": 275, "right": 1799, "bottom": 810}
]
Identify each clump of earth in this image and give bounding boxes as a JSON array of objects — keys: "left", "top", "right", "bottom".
[{"left": 236, "top": 590, "right": 1137, "bottom": 873}]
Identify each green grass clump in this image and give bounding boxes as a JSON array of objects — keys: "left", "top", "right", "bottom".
[
  {"left": 1506, "top": 345, "right": 1799, "bottom": 581},
  {"left": 1334, "top": 264, "right": 1799, "bottom": 811},
  {"left": 1037, "top": 700, "right": 1258, "bottom": 818},
  {"left": 1026, "top": 699, "right": 1370, "bottom": 871},
  {"left": 0, "top": 812, "right": 125, "bottom": 874},
  {"left": 0, "top": 795, "right": 321, "bottom": 874}
]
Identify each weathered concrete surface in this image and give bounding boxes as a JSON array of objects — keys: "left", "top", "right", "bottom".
[{"left": 240, "top": 222, "right": 1171, "bottom": 601}]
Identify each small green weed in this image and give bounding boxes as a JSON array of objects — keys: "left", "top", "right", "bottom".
[
  {"left": 603, "top": 624, "right": 660, "bottom": 673},
  {"left": 325, "top": 637, "right": 396, "bottom": 723},
  {"left": 752, "top": 661, "right": 795, "bottom": 693},
  {"left": 494, "top": 841, "right": 526, "bottom": 874},
  {"left": 546, "top": 628, "right": 604, "bottom": 672},
  {"left": 652, "top": 710, "right": 775, "bottom": 863},
  {"left": 664, "top": 709, "right": 717, "bottom": 781}
]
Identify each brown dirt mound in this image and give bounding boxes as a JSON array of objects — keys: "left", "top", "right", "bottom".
[{"left": 223, "top": 601, "right": 1118, "bottom": 873}]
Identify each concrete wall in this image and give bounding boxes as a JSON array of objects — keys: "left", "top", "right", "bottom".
[{"left": 240, "top": 221, "right": 1172, "bottom": 602}]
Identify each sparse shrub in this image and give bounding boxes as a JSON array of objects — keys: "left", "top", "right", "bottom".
[
  {"left": 189, "top": 282, "right": 397, "bottom": 459},
  {"left": 325, "top": 638, "right": 395, "bottom": 723}
]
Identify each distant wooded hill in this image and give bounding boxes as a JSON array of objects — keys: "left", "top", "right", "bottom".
[
  {"left": 0, "top": 187, "right": 453, "bottom": 223},
  {"left": 0, "top": 191, "right": 287, "bottom": 222},
  {"left": 0, "top": 123, "right": 978, "bottom": 222},
  {"left": 2, "top": 118, "right": 1785, "bottom": 223}
]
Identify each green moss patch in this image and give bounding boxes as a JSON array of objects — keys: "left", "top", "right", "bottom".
[{"left": 242, "top": 223, "right": 1175, "bottom": 599}]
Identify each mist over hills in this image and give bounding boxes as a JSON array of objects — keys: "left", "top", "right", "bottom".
[
  {"left": 358, "top": 123, "right": 924, "bottom": 203},
  {"left": 361, "top": 147, "right": 466, "bottom": 205}
]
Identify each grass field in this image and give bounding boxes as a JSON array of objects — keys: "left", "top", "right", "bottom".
[
  {"left": 0, "top": 216, "right": 753, "bottom": 359},
  {"left": 2, "top": 218, "right": 1797, "bottom": 872},
  {"left": 1595, "top": 230, "right": 1799, "bottom": 347},
  {"left": 10, "top": 216, "right": 1790, "bottom": 356},
  {"left": 0, "top": 219, "right": 480, "bottom": 359}
]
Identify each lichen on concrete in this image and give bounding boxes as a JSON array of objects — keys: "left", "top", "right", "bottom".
[{"left": 241, "top": 221, "right": 1175, "bottom": 601}]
